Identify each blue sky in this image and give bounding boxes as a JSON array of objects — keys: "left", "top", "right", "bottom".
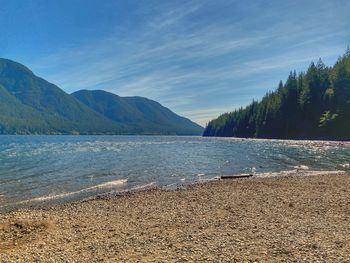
[{"left": 0, "top": 0, "right": 349, "bottom": 126}]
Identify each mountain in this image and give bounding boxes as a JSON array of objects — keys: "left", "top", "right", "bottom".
[
  {"left": 0, "top": 58, "right": 125, "bottom": 134},
  {"left": 0, "top": 84, "right": 50, "bottom": 133},
  {"left": 0, "top": 58, "right": 202, "bottom": 135},
  {"left": 203, "top": 48, "right": 350, "bottom": 140},
  {"left": 72, "top": 90, "right": 203, "bottom": 135}
]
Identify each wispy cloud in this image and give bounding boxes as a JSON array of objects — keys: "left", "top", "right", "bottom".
[
  {"left": 179, "top": 107, "right": 237, "bottom": 126},
  {"left": 28, "top": 0, "right": 350, "bottom": 126}
]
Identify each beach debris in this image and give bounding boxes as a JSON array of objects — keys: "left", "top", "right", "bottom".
[{"left": 220, "top": 174, "right": 253, "bottom": 179}]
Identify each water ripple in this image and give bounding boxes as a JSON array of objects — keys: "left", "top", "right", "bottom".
[{"left": 0, "top": 135, "right": 349, "bottom": 210}]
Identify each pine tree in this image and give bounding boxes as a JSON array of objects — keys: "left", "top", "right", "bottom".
[{"left": 203, "top": 48, "right": 350, "bottom": 140}]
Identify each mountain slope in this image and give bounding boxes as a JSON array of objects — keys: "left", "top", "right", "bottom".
[
  {"left": 0, "top": 58, "right": 202, "bottom": 135},
  {"left": 0, "top": 85, "right": 51, "bottom": 133},
  {"left": 0, "top": 58, "right": 125, "bottom": 134},
  {"left": 72, "top": 90, "right": 203, "bottom": 135},
  {"left": 203, "top": 49, "right": 350, "bottom": 140}
]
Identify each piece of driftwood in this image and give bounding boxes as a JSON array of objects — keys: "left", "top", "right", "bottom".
[{"left": 220, "top": 174, "right": 253, "bottom": 179}]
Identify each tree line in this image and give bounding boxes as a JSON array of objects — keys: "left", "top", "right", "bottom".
[{"left": 203, "top": 48, "right": 350, "bottom": 140}]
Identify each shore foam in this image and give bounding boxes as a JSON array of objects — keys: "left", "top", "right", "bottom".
[{"left": 15, "top": 179, "right": 128, "bottom": 205}]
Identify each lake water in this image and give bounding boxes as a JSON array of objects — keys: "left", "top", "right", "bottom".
[{"left": 0, "top": 136, "right": 349, "bottom": 211}]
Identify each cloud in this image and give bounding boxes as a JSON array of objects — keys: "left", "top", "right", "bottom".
[
  {"left": 28, "top": 0, "right": 350, "bottom": 125},
  {"left": 178, "top": 107, "right": 236, "bottom": 126}
]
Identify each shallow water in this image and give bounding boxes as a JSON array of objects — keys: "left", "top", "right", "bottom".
[{"left": 0, "top": 136, "right": 349, "bottom": 210}]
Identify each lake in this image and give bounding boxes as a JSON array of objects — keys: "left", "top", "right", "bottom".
[{"left": 0, "top": 136, "right": 349, "bottom": 211}]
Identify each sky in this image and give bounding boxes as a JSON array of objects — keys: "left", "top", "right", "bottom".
[{"left": 0, "top": 0, "right": 349, "bottom": 126}]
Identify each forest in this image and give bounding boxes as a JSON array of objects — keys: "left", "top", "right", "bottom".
[{"left": 203, "top": 48, "right": 350, "bottom": 140}]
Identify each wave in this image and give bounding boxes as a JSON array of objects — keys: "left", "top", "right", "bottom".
[
  {"left": 6, "top": 168, "right": 348, "bottom": 209},
  {"left": 16, "top": 179, "right": 128, "bottom": 204},
  {"left": 86, "top": 179, "right": 128, "bottom": 190},
  {"left": 218, "top": 169, "right": 346, "bottom": 180},
  {"left": 254, "top": 169, "right": 346, "bottom": 178},
  {"left": 340, "top": 163, "right": 350, "bottom": 168},
  {"left": 293, "top": 165, "right": 309, "bottom": 170},
  {"left": 301, "top": 170, "right": 347, "bottom": 176},
  {"left": 129, "top": 182, "right": 156, "bottom": 191}
]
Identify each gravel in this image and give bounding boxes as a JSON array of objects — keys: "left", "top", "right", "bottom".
[{"left": 1, "top": 173, "right": 349, "bottom": 262}]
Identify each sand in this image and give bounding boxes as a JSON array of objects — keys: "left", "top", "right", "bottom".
[{"left": 0, "top": 173, "right": 349, "bottom": 262}]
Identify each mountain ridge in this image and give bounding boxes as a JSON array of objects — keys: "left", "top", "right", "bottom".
[
  {"left": 0, "top": 58, "right": 203, "bottom": 135},
  {"left": 72, "top": 89, "right": 203, "bottom": 135}
]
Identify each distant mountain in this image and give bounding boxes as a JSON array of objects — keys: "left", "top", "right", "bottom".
[
  {"left": 0, "top": 58, "right": 202, "bottom": 135},
  {"left": 72, "top": 90, "right": 203, "bottom": 135},
  {"left": 203, "top": 48, "right": 350, "bottom": 140}
]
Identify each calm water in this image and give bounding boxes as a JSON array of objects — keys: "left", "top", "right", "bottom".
[{"left": 0, "top": 135, "right": 349, "bottom": 210}]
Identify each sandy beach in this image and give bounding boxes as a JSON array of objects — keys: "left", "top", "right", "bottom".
[{"left": 0, "top": 173, "right": 349, "bottom": 262}]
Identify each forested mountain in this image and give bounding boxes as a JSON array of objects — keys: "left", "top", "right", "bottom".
[
  {"left": 0, "top": 58, "right": 203, "bottom": 135},
  {"left": 203, "top": 48, "right": 350, "bottom": 140},
  {"left": 72, "top": 90, "right": 203, "bottom": 135},
  {"left": 0, "top": 58, "right": 124, "bottom": 134}
]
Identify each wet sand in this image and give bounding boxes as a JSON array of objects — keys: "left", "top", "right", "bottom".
[{"left": 1, "top": 173, "right": 349, "bottom": 262}]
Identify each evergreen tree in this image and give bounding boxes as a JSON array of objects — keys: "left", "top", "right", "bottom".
[{"left": 203, "top": 48, "right": 350, "bottom": 140}]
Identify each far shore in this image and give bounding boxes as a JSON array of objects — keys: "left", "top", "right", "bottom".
[{"left": 1, "top": 173, "right": 349, "bottom": 262}]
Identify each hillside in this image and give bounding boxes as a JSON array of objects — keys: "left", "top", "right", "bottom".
[
  {"left": 0, "top": 58, "right": 125, "bottom": 134},
  {"left": 203, "top": 48, "right": 350, "bottom": 140},
  {"left": 72, "top": 90, "right": 203, "bottom": 135},
  {"left": 0, "top": 85, "right": 50, "bottom": 134},
  {"left": 0, "top": 58, "right": 202, "bottom": 135}
]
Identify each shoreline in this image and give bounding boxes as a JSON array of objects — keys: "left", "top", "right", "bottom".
[
  {"left": 1, "top": 173, "right": 349, "bottom": 262},
  {"left": 2, "top": 169, "right": 347, "bottom": 214}
]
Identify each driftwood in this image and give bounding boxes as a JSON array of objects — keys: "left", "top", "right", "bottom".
[{"left": 220, "top": 174, "right": 253, "bottom": 179}]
